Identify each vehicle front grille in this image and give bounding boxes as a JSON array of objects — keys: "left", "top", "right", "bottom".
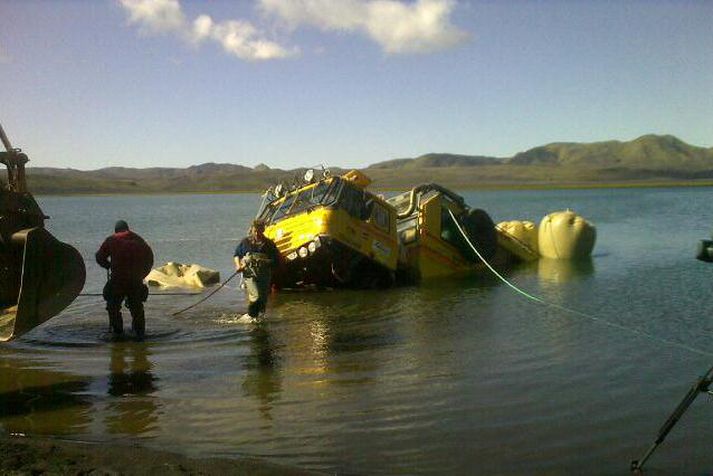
[{"left": 275, "top": 232, "right": 293, "bottom": 252}]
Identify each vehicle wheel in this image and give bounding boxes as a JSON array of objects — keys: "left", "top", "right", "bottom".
[{"left": 461, "top": 209, "right": 497, "bottom": 261}]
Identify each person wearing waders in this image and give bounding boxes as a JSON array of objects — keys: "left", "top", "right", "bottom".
[
  {"left": 234, "top": 220, "right": 280, "bottom": 319},
  {"left": 96, "top": 220, "right": 154, "bottom": 339}
]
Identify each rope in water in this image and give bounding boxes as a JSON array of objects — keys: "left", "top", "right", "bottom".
[
  {"left": 447, "top": 209, "right": 713, "bottom": 358},
  {"left": 170, "top": 270, "right": 241, "bottom": 316}
]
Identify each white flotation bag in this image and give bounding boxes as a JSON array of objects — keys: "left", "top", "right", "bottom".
[
  {"left": 146, "top": 262, "right": 220, "bottom": 288},
  {"left": 538, "top": 210, "right": 596, "bottom": 259}
]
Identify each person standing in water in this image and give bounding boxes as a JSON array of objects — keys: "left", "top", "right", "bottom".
[
  {"left": 96, "top": 220, "right": 154, "bottom": 339},
  {"left": 234, "top": 219, "right": 280, "bottom": 319}
]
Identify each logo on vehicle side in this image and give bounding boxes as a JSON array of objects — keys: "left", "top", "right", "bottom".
[{"left": 372, "top": 240, "right": 391, "bottom": 256}]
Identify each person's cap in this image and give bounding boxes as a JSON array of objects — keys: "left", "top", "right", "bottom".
[
  {"left": 251, "top": 219, "right": 266, "bottom": 230},
  {"left": 114, "top": 220, "right": 129, "bottom": 232}
]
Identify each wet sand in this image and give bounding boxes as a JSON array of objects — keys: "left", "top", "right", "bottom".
[{"left": 0, "top": 435, "right": 320, "bottom": 475}]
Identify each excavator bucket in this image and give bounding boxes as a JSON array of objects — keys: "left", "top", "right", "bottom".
[
  {"left": 0, "top": 227, "right": 85, "bottom": 341},
  {"left": 0, "top": 121, "right": 86, "bottom": 341}
]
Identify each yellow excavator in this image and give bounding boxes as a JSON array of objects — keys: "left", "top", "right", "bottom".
[{"left": 0, "top": 122, "right": 85, "bottom": 341}]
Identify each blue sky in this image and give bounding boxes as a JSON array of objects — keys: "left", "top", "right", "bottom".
[{"left": 1, "top": 0, "right": 711, "bottom": 170}]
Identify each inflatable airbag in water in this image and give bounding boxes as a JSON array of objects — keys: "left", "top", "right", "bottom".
[
  {"left": 147, "top": 262, "right": 220, "bottom": 288},
  {"left": 538, "top": 210, "right": 596, "bottom": 259},
  {"left": 497, "top": 220, "right": 539, "bottom": 261}
]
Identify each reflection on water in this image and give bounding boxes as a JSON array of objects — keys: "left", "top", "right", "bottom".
[
  {"left": 242, "top": 325, "right": 281, "bottom": 421},
  {"left": 105, "top": 343, "right": 160, "bottom": 436},
  {"left": 108, "top": 343, "right": 158, "bottom": 397},
  {"left": 4, "top": 189, "right": 713, "bottom": 474},
  {"left": 537, "top": 257, "right": 595, "bottom": 285},
  {"left": 275, "top": 291, "right": 401, "bottom": 385},
  {"left": 0, "top": 359, "right": 92, "bottom": 435}
]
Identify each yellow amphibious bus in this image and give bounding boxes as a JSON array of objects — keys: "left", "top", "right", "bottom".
[{"left": 257, "top": 169, "right": 398, "bottom": 289}]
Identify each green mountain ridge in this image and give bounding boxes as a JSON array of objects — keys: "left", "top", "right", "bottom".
[
  {"left": 508, "top": 134, "right": 713, "bottom": 169},
  {"left": 368, "top": 153, "right": 504, "bottom": 169},
  {"left": 367, "top": 134, "right": 713, "bottom": 170},
  {"left": 12, "top": 134, "right": 713, "bottom": 194}
]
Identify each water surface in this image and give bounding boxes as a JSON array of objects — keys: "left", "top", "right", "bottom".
[{"left": 3, "top": 188, "right": 713, "bottom": 475}]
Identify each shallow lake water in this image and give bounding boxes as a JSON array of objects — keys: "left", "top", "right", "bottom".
[{"left": 3, "top": 187, "right": 713, "bottom": 474}]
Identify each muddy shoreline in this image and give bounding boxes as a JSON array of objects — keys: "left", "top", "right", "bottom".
[{"left": 0, "top": 435, "right": 320, "bottom": 475}]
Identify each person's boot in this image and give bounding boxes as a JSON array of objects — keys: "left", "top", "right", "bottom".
[
  {"left": 247, "top": 300, "right": 261, "bottom": 318},
  {"left": 130, "top": 306, "right": 145, "bottom": 340},
  {"left": 108, "top": 308, "right": 123, "bottom": 336}
]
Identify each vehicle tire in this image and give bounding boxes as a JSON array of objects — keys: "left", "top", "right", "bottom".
[{"left": 461, "top": 208, "right": 497, "bottom": 261}]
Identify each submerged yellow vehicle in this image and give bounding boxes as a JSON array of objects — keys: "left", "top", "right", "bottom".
[
  {"left": 257, "top": 171, "right": 502, "bottom": 287},
  {"left": 257, "top": 169, "right": 398, "bottom": 288},
  {"left": 257, "top": 168, "right": 595, "bottom": 288},
  {"left": 387, "top": 184, "right": 498, "bottom": 282}
]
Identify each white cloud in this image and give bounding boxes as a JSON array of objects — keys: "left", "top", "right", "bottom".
[
  {"left": 193, "top": 15, "right": 297, "bottom": 61},
  {"left": 118, "top": 0, "right": 468, "bottom": 60},
  {"left": 119, "top": 0, "right": 185, "bottom": 33},
  {"left": 259, "top": 0, "right": 469, "bottom": 54},
  {"left": 119, "top": 0, "right": 295, "bottom": 61},
  {"left": 259, "top": 0, "right": 366, "bottom": 30},
  {"left": 192, "top": 14, "right": 213, "bottom": 42}
]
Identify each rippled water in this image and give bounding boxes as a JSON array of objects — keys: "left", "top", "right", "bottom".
[{"left": 3, "top": 188, "right": 713, "bottom": 474}]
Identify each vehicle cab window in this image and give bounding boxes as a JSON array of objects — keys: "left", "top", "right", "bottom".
[
  {"left": 370, "top": 202, "right": 390, "bottom": 231},
  {"left": 338, "top": 184, "right": 368, "bottom": 220},
  {"left": 259, "top": 178, "right": 342, "bottom": 224}
]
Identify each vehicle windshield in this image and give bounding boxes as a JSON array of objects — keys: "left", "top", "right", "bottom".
[{"left": 259, "top": 178, "right": 341, "bottom": 224}]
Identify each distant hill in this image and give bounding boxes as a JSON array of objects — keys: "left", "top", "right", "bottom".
[
  {"left": 371, "top": 135, "right": 713, "bottom": 171},
  {"left": 369, "top": 153, "right": 504, "bottom": 169},
  {"left": 510, "top": 135, "right": 713, "bottom": 170},
  {"left": 14, "top": 134, "right": 713, "bottom": 194}
]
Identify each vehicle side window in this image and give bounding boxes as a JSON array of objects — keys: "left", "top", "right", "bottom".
[
  {"left": 370, "top": 202, "right": 390, "bottom": 231},
  {"left": 339, "top": 185, "right": 367, "bottom": 220},
  {"left": 310, "top": 181, "right": 329, "bottom": 204},
  {"left": 440, "top": 206, "right": 460, "bottom": 245},
  {"left": 321, "top": 179, "right": 341, "bottom": 206}
]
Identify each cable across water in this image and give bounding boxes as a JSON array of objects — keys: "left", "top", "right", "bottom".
[
  {"left": 447, "top": 209, "right": 713, "bottom": 359},
  {"left": 171, "top": 270, "right": 241, "bottom": 316}
]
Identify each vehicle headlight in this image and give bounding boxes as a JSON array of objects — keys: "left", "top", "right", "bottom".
[
  {"left": 286, "top": 251, "right": 298, "bottom": 261},
  {"left": 298, "top": 247, "right": 309, "bottom": 258},
  {"left": 307, "top": 241, "right": 317, "bottom": 253}
]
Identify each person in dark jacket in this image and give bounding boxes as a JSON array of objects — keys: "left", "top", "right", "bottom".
[
  {"left": 234, "top": 220, "right": 280, "bottom": 319},
  {"left": 96, "top": 220, "right": 154, "bottom": 338}
]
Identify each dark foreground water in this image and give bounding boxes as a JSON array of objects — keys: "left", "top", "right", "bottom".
[{"left": 3, "top": 188, "right": 713, "bottom": 475}]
